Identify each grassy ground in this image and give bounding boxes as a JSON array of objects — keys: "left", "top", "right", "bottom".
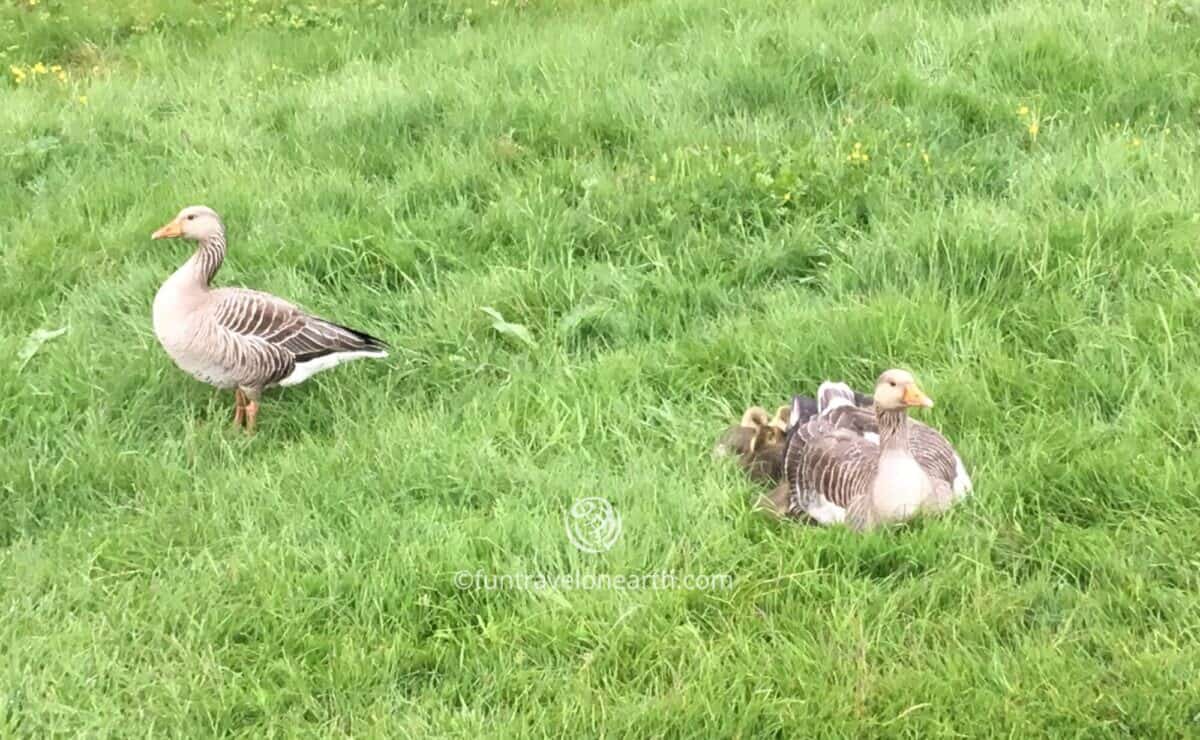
[{"left": 3, "top": 0, "right": 1200, "bottom": 735}]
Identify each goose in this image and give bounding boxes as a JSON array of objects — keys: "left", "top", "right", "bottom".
[
  {"left": 150, "top": 205, "right": 388, "bottom": 432},
  {"left": 744, "top": 407, "right": 788, "bottom": 484},
  {"left": 712, "top": 404, "right": 793, "bottom": 486},
  {"left": 783, "top": 369, "right": 971, "bottom": 531},
  {"left": 809, "top": 379, "right": 971, "bottom": 496},
  {"left": 714, "top": 406, "right": 787, "bottom": 484},
  {"left": 713, "top": 406, "right": 772, "bottom": 461}
]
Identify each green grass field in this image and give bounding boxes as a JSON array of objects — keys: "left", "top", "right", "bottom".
[{"left": 4, "top": 0, "right": 1200, "bottom": 735}]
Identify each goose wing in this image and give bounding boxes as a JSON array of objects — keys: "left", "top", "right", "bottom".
[
  {"left": 208, "top": 289, "right": 387, "bottom": 387},
  {"left": 785, "top": 414, "right": 879, "bottom": 522}
]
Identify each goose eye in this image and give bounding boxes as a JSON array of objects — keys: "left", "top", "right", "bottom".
[
  {"left": 186, "top": 214, "right": 196, "bottom": 221},
  {"left": 888, "top": 381, "right": 896, "bottom": 387}
]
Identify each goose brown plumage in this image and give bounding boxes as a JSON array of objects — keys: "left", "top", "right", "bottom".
[
  {"left": 714, "top": 406, "right": 786, "bottom": 484},
  {"left": 713, "top": 406, "right": 772, "bottom": 460},
  {"left": 807, "top": 380, "right": 971, "bottom": 496},
  {"left": 782, "top": 369, "right": 971, "bottom": 531},
  {"left": 150, "top": 205, "right": 388, "bottom": 432}
]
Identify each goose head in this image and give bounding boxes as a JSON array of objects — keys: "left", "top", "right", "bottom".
[
  {"left": 758, "top": 405, "right": 790, "bottom": 445},
  {"left": 151, "top": 205, "right": 223, "bottom": 242},
  {"left": 873, "top": 369, "right": 934, "bottom": 411},
  {"left": 739, "top": 406, "right": 771, "bottom": 429},
  {"left": 768, "top": 405, "right": 790, "bottom": 433}
]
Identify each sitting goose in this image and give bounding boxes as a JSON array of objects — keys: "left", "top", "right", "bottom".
[
  {"left": 783, "top": 369, "right": 970, "bottom": 531},
  {"left": 150, "top": 205, "right": 388, "bottom": 432},
  {"left": 713, "top": 406, "right": 772, "bottom": 461},
  {"left": 810, "top": 380, "right": 971, "bottom": 497}
]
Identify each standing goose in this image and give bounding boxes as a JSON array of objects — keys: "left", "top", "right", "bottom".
[
  {"left": 151, "top": 205, "right": 388, "bottom": 432},
  {"left": 783, "top": 369, "right": 969, "bottom": 531}
]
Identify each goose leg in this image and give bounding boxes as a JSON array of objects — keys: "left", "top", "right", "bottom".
[
  {"left": 242, "top": 388, "right": 261, "bottom": 434},
  {"left": 233, "top": 389, "right": 246, "bottom": 428}
]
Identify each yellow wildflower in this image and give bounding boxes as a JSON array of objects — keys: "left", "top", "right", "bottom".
[
  {"left": 1028, "top": 120, "right": 1039, "bottom": 140},
  {"left": 1132, "top": 137, "right": 1142, "bottom": 148},
  {"left": 78, "top": 95, "right": 88, "bottom": 105},
  {"left": 921, "top": 149, "right": 930, "bottom": 166},
  {"left": 1017, "top": 105, "right": 1030, "bottom": 117},
  {"left": 10, "top": 65, "right": 26, "bottom": 83},
  {"left": 32, "top": 62, "right": 47, "bottom": 75}
]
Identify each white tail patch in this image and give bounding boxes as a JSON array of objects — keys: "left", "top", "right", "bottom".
[
  {"left": 279, "top": 349, "right": 388, "bottom": 387},
  {"left": 806, "top": 494, "right": 847, "bottom": 525},
  {"left": 817, "top": 381, "right": 857, "bottom": 414},
  {"left": 952, "top": 455, "right": 973, "bottom": 499}
]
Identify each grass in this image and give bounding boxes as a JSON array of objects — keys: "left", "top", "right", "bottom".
[{"left": 3, "top": 0, "right": 1200, "bottom": 734}]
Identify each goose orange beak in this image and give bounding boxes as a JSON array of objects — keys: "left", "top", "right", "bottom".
[
  {"left": 902, "top": 383, "right": 934, "bottom": 408},
  {"left": 151, "top": 219, "right": 183, "bottom": 240}
]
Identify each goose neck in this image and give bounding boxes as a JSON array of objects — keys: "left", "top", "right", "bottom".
[
  {"left": 875, "top": 405, "right": 910, "bottom": 453},
  {"left": 189, "top": 231, "right": 227, "bottom": 286}
]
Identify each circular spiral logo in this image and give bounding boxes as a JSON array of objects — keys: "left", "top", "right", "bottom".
[{"left": 564, "top": 497, "right": 622, "bottom": 554}]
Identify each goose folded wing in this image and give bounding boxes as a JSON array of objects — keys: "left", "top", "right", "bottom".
[
  {"left": 801, "top": 428, "right": 879, "bottom": 508},
  {"left": 210, "top": 291, "right": 384, "bottom": 362},
  {"left": 786, "top": 416, "right": 878, "bottom": 510}
]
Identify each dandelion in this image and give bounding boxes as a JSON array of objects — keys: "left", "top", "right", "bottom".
[
  {"left": 31, "top": 62, "right": 47, "bottom": 75},
  {"left": 10, "top": 65, "right": 26, "bottom": 84},
  {"left": 847, "top": 142, "right": 869, "bottom": 164}
]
